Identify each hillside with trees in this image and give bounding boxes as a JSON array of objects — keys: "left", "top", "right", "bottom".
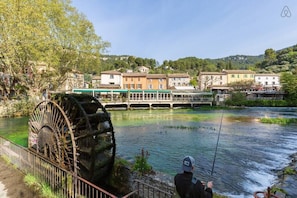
[
  {"left": 100, "top": 45, "right": 297, "bottom": 77},
  {"left": 256, "top": 45, "right": 297, "bottom": 74}
]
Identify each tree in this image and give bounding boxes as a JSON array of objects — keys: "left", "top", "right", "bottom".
[
  {"left": 228, "top": 80, "right": 254, "bottom": 91},
  {"left": 281, "top": 72, "right": 297, "bottom": 105},
  {"left": 135, "top": 58, "right": 144, "bottom": 66},
  {"left": 0, "top": 0, "right": 109, "bottom": 99},
  {"left": 190, "top": 78, "right": 198, "bottom": 88},
  {"left": 264, "top": 48, "right": 277, "bottom": 63}
]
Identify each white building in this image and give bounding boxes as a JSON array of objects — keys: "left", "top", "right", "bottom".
[
  {"left": 167, "top": 73, "right": 190, "bottom": 89},
  {"left": 100, "top": 70, "right": 122, "bottom": 87},
  {"left": 254, "top": 73, "right": 281, "bottom": 91},
  {"left": 198, "top": 72, "right": 228, "bottom": 91},
  {"left": 137, "top": 66, "right": 150, "bottom": 73}
]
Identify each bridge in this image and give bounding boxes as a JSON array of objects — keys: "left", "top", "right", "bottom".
[{"left": 72, "top": 88, "right": 213, "bottom": 109}]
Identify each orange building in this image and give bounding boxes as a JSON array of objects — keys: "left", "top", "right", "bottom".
[
  {"left": 147, "top": 74, "right": 167, "bottom": 90},
  {"left": 122, "top": 73, "right": 147, "bottom": 89}
]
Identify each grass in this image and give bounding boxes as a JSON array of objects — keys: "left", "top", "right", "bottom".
[
  {"left": 284, "top": 167, "right": 297, "bottom": 175},
  {"left": 260, "top": 117, "right": 297, "bottom": 125},
  {"left": 24, "top": 174, "right": 59, "bottom": 198}
]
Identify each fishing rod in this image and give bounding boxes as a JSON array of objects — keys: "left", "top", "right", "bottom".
[{"left": 211, "top": 110, "right": 224, "bottom": 176}]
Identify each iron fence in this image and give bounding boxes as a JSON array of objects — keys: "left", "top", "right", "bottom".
[
  {"left": 0, "top": 137, "right": 117, "bottom": 198},
  {"left": 122, "top": 179, "right": 174, "bottom": 198},
  {"left": 0, "top": 136, "right": 176, "bottom": 198}
]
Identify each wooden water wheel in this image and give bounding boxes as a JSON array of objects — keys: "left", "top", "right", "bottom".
[{"left": 28, "top": 93, "right": 116, "bottom": 183}]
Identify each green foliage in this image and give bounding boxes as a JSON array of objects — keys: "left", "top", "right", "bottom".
[
  {"left": 256, "top": 45, "right": 297, "bottom": 73},
  {"left": 133, "top": 148, "right": 153, "bottom": 175},
  {"left": 283, "top": 167, "right": 297, "bottom": 175},
  {"left": 190, "top": 78, "right": 198, "bottom": 87},
  {"left": 265, "top": 48, "right": 277, "bottom": 62},
  {"left": 225, "top": 92, "right": 289, "bottom": 107},
  {"left": 100, "top": 55, "right": 157, "bottom": 73},
  {"left": 225, "top": 92, "right": 246, "bottom": 106},
  {"left": 24, "top": 174, "right": 58, "bottom": 198},
  {"left": 270, "top": 186, "right": 287, "bottom": 196},
  {"left": 12, "top": 99, "right": 36, "bottom": 116},
  {"left": 260, "top": 117, "right": 297, "bottom": 125},
  {"left": 0, "top": 0, "right": 109, "bottom": 98},
  {"left": 281, "top": 72, "right": 297, "bottom": 105}
]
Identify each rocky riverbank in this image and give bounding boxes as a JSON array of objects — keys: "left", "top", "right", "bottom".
[{"left": 273, "top": 152, "right": 297, "bottom": 197}]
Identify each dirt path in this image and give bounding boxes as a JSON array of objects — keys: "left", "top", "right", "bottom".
[{"left": 0, "top": 157, "right": 40, "bottom": 198}]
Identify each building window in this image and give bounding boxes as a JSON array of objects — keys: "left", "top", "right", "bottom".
[
  {"left": 137, "top": 84, "right": 142, "bottom": 89},
  {"left": 110, "top": 74, "right": 114, "bottom": 79},
  {"left": 231, "top": 74, "right": 235, "bottom": 78},
  {"left": 138, "top": 77, "right": 140, "bottom": 81}
]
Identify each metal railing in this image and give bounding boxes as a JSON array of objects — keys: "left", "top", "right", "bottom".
[
  {"left": 122, "top": 179, "right": 174, "bottom": 198},
  {"left": 0, "top": 136, "right": 176, "bottom": 198},
  {"left": 0, "top": 137, "right": 117, "bottom": 198}
]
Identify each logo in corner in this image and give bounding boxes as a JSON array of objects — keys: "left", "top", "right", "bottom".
[{"left": 281, "top": 6, "right": 291, "bottom": 17}]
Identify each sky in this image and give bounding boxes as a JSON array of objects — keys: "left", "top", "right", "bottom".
[{"left": 71, "top": 0, "right": 297, "bottom": 64}]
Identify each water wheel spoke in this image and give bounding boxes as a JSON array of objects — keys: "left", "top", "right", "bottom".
[{"left": 28, "top": 93, "right": 115, "bottom": 183}]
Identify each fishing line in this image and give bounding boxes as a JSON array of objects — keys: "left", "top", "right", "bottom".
[{"left": 211, "top": 110, "right": 224, "bottom": 176}]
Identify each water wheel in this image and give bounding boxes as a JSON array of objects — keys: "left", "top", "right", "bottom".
[{"left": 28, "top": 93, "right": 116, "bottom": 183}]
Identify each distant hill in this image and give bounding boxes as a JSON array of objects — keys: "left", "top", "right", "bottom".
[
  {"left": 99, "top": 44, "right": 297, "bottom": 75},
  {"left": 208, "top": 55, "right": 264, "bottom": 70}
]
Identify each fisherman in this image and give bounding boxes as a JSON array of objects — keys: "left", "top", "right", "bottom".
[{"left": 174, "top": 156, "right": 213, "bottom": 198}]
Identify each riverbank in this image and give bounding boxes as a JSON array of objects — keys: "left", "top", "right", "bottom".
[{"left": 273, "top": 152, "right": 297, "bottom": 197}]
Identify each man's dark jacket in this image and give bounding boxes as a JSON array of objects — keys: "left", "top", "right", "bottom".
[{"left": 174, "top": 172, "right": 213, "bottom": 198}]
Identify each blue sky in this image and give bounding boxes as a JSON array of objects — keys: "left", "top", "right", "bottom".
[{"left": 71, "top": 0, "right": 297, "bottom": 63}]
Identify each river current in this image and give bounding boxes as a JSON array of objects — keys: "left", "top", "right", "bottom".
[{"left": 0, "top": 107, "right": 297, "bottom": 197}]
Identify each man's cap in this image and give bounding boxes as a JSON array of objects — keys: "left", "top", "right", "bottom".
[{"left": 182, "top": 156, "right": 195, "bottom": 172}]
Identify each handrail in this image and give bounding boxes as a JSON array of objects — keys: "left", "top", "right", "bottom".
[{"left": 254, "top": 187, "right": 279, "bottom": 198}]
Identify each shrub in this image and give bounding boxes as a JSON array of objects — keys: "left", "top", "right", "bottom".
[{"left": 133, "top": 148, "right": 153, "bottom": 175}]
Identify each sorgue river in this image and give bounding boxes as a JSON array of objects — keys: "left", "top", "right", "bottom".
[{"left": 0, "top": 107, "right": 297, "bottom": 197}]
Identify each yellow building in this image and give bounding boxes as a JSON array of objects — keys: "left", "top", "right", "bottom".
[{"left": 223, "top": 69, "right": 255, "bottom": 84}]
